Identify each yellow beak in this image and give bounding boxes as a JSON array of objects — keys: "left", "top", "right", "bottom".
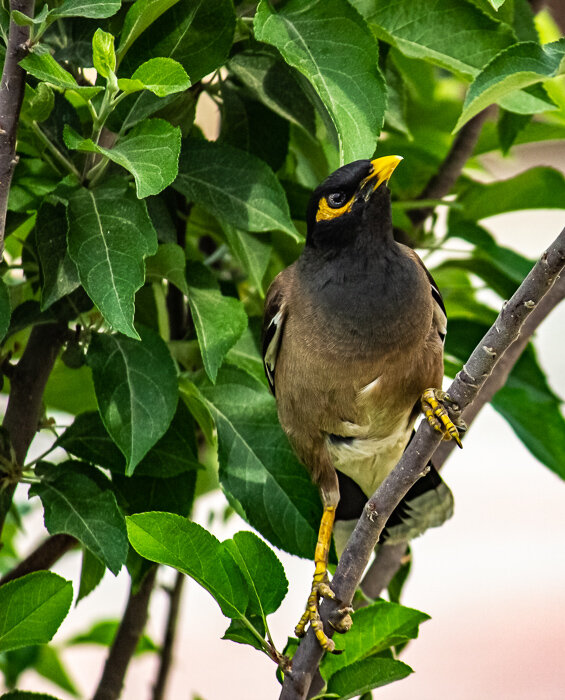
[{"left": 361, "top": 155, "right": 403, "bottom": 195}]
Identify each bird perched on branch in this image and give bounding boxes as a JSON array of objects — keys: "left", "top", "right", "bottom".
[{"left": 262, "top": 156, "right": 464, "bottom": 652}]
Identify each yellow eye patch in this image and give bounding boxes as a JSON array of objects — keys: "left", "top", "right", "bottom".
[{"left": 315, "top": 194, "right": 355, "bottom": 222}]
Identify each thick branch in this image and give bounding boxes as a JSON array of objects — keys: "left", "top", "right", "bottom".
[
  {"left": 0, "top": 534, "right": 77, "bottom": 585},
  {"left": 1, "top": 322, "right": 66, "bottom": 536},
  {"left": 93, "top": 565, "right": 158, "bottom": 700},
  {"left": 408, "top": 108, "right": 493, "bottom": 228},
  {"left": 152, "top": 571, "right": 185, "bottom": 700},
  {"left": 0, "top": 0, "right": 34, "bottom": 257},
  {"left": 280, "top": 227, "right": 565, "bottom": 700}
]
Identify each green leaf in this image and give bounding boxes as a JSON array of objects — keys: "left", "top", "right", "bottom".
[
  {"left": 225, "top": 322, "right": 266, "bottom": 383},
  {"left": 222, "top": 224, "right": 271, "bottom": 296},
  {"left": 126, "top": 511, "right": 248, "bottom": 618},
  {"left": 455, "top": 39, "right": 565, "bottom": 130},
  {"left": 36, "top": 201, "right": 80, "bottom": 309},
  {"left": 67, "top": 181, "right": 158, "bottom": 338},
  {"left": 186, "top": 261, "right": 248, "bottom": 383},
  {"left": 222, "top": 618, "right": 265, "bottom": 652},
  {"left": 29, "top": 462, "right": 128, "bottom": 575},
  {"left": 357, "top": 0, "right": 515, "bottom": 79},
  {"left": 50, "top": 0, "right": 121, "bottom": 19},
  {"left": 497, "top": 109, "right": 531, "bottom": 153},
  {"left": 119, "top": 57, "right": 191, "bottom": 97},
  {"left": 448, "top": 221, "right": 533, "bottom": 285},
  {"left": 178, "top": 376, "right": 216, "bottom": 445},
  {"left": 322, "top": 600, "right": 429, "bottom": 677},
  {"left": 0, "top": 277, "right": 10, "bottom": 342},
  {"left": 113, "top": 469, "right": 197, "bottom": 516},
  {"left": 120, "top": 0, "right": 235, "bottom": 83},
  {"left": 77, "top": 548, "right": 106, "bottom": 603},
  {"left": 64, "top": 119, "right": 181, "bottom": 199},
  {"left": 57, "top": 402, "right": 200, "bottom": 477},
  {"left": 492, "top": 347, "right": 565, "bottom": 480},
  {"left": 224, "top": 531, "right": 288, "bottom": 618},
  {"left": 0, "top": 572, "right": 73, "bottom": 652},
  {"left": 228, "top": 49, "right": 316, "bottom": 135},
  {"left": 21, "top": 82, "right": 54, "bottom": 123},
  {"left": 11, "top": 5, "right": 49, "bottom": 27},
  {"left": 34, "top": 645, "right": 79, "bottom": 697},
  {"left": 92, "top": 29, "right": 116, "bottom": 79},
  {"left": 497, "top": 82, "right": 557, "bottom": 116},
  {"left": 325, "top": 657, "right": 413, "bottom": 698},
  {"left": 86, "top": 327, "right": 178, "bottom": 475},
  {"left": 66, "top": 620, "right": 158, "bottom": 654},
  {"left": 254, "top": 0, "right": 386, "bottom": 164},
  {"left": 219, "top": 82, "right": 289, "bottom": 172},
  {"left": 445, "top": 321, "right": 565, "bottom": 479},
  {"left": 0, "top": 692, "right": 63, "bottom": 699},
  {"left": 117, "top": 0, "right": 182, "bottom": 61},
  {"left": 175, "top": 138, "right": 300, "bottom": 240},
  {"left": 145, "top": 242, "right": 188, "bottom": 294},
  {"left": 196, "top": 366, "right": 321, "bottom": 558},
  {"left": 456, "top": 166, "right": 565, "bottom": 221},
  {"left": 19, "top": 52, "right": 103, "bottom": 100}
]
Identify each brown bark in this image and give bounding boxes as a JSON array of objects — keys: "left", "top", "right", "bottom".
[{"left": 0, "top": 0, "right": 34, "bottom": 257}]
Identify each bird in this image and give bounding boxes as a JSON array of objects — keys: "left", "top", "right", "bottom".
[{"left": 261, "top": 155, "right": 464, "bottom": 652}]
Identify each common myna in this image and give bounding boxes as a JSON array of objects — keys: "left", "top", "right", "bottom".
[{"left": 262, "top": 156, "right": 463, "bottom": 652}]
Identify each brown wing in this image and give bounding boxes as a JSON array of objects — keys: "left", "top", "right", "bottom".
[{"left": 404, "top": 247, "right": 447, "bottom": 342}]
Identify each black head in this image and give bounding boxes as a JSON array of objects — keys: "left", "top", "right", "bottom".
[{"left": 305, "top": 156, "right": 402, "bottom": 253}]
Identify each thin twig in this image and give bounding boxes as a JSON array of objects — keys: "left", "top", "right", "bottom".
[
  {"left": 0, "top": 0, "right": 34, "bottom": 258},
  {"left": 92, "top": 565, "right": 158, "bottom": 700},
  {"left": 0, "top": 534, "right": 77, "bottom": 585},
  {"left": 152, "top": 571, "right": 185, "bottom": 700},
  {"left": 280, "top": 227, "right": 565, "bottom": 700}
]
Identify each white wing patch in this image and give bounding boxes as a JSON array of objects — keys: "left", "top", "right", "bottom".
[{"left": 264, "top": 309, "right": 284, "bottom": 392}]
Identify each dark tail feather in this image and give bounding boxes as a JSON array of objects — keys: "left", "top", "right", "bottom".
[
  {"left": 380, "top": 463, "right": 454, "bottom": 544},
  {"left": 335, "top": 462, "right": 454, "bottom": 545}
]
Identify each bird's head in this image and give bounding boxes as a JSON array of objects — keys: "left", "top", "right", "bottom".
[{"left": 305, "top": 155, "right": 402, "bottom": 252}]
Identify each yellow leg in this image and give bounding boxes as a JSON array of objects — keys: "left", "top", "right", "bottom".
[
  {"left": 421, "top": 388, "right": 464, "bottom": 448},
  {"left": 295, "top": 505, "right": 338, "bottom": 652}
]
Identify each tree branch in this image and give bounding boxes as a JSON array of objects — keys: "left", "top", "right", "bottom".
[
  {"left": 359, "top": 542, "right": 409, "bottom": 602},
  {"left": 0, "top": 533, "right": 77, "bottom": 585},
  {"left": 1, "top": 322, "right": 67, "bottom": 537},
  {"left": 280, "top": 226, "right": 565, "bottom": 700},
  {"left": 93, "top": 565, "right": 158, "bottom": 700},
  {"left": 0, "top": 0, "right": 34, "bottom": 258},
  {"left": 152, "top": 571, "right": 185, "bottom": 700},
  {"left": 408, "top": 108, "right": 493, "bottom": 228}
]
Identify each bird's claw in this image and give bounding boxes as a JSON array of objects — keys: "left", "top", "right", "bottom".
[
  {"left": 421, "top": 389, "right": 466, "bottom": 448},
  {"left": 295, "top": 574, "right": 342, "bottom": 653}
]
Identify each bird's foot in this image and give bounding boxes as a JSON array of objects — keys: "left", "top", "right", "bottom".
[
  {"left": 421, "top": 389, "right": 466, "bottom": 448},
  {"left": 295, "top": 573, "right": 344, "bottom": 653}
]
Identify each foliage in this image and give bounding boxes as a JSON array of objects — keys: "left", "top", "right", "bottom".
[{"left": 0, "top": 0, "right": 564, "bottom": 698}]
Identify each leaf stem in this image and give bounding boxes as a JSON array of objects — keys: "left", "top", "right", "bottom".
[{"left": 30, "top": 121, "right": 81, "bottom": 179}]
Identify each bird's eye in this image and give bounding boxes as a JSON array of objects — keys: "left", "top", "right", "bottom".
[{"left": 327, "top": 191, "right": 347, "bottom": 208}]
